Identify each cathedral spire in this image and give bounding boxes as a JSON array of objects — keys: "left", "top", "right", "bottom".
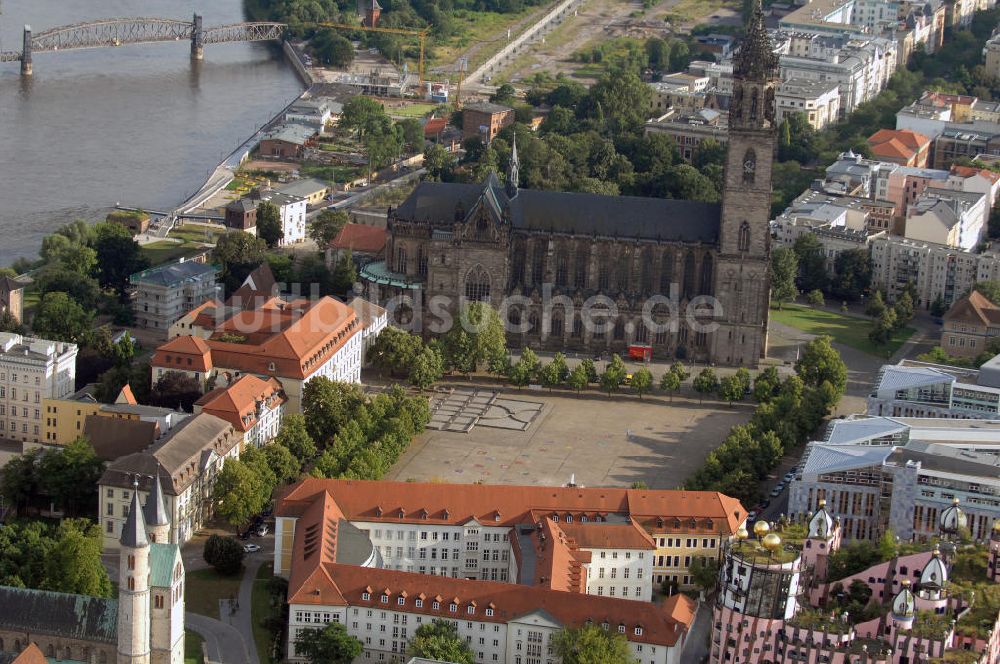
[
  {"left": 506, "top": 133, "right": 519, "bottom": 199},
  {"left": 734, "top": 0, "right": 778, "bottom": 81}
]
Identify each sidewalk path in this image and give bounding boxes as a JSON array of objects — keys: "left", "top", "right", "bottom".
[
  {"left": 220, "top": 556, "right": 266, "bottom": 664},
  {"left": 186, "top": 612, "right": 253, "bottom": 664},
  {"left": 681, "top": 601, "right": 711, "bottom": 664}
]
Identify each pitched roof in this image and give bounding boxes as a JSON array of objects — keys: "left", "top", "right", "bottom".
[
  {"left": 83, "top": 415, "right": 159, "bottom": 461},
  {"left": 0, "top": 586, "right": 118, "bottom": 643},
  {"left": 347, "top": 297, "right": 387, "bottom": 329},
  {"left": 556, "top": 518, "right": 657, "bottom": 550},
  {"left": 330, "top": 223, "right": 387, "bottom": 254},
  {"left": 195, "top": 374, "right": 285, "bottom": 432},
  {"left": 227, "top": 263, "right": 279, "bottom": 310},
  {"left": 277, "top": 478, "right": 747, "bottom": 535},
  {"left": 149, "top": 542, "right": 182, "bottom": 588},
  {"left": 144, "top": 473, "right": 171, "bottom": 528},
  {"left": 1, "top": 644, "right": 46, "bottom": 664},
  {"left": 152, "top": 335, "right": 213, "bottom": 372},
  {"left": 116, "top": 384, "right": 138, "bottom": 405},
  {"left": 944, "top": 289, "right": 1000, "bottom": 326},
  {"left": 130, "top": 260, "right": 218, "bottom": 287},
  {"left": 950, "top": 164, "right": 1000, "bottom": 184},
  {"left": 393, "top": 179, "right": 721, "bottom": 244},
  {"left": 800, "top": 443, "right": 892, "bottom": 477},
  {"left": 463, "top": 101, "right": 514, "bottom": 115},
  {"left": 424, "top": 117, "right": 448, "bottom": 137},
  {"left": 120, "top": 487, "right": 149, "bottom": 548}
]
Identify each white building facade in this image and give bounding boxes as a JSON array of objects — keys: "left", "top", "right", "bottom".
[{"left": 0, "top": 333, "right": 78, "bottom": 446}]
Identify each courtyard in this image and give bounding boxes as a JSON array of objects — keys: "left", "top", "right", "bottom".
[{"left": 387, "top": 388, "right": 752, "bottom": 489}]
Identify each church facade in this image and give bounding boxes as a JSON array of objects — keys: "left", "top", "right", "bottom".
[{"left": 362, "top": 5, "right": 778, "bottom": 366}]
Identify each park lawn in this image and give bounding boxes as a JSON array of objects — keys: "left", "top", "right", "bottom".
[
  {"left": 252, "top": 565, "right": 275, "bottom": 664},
  {"left": 168, "top": 226, "right": 217, "bottom": 245},
  {"left": 388, "top": 103, "right": 439, "bottom": 119},
  {"left": 185, "top": 568, "right": 244, "bottom": 620},
  {"left": 141, "top": 240, "right": 205, "bottom": 266},
  {"left": 184, "top": 630, "right": 204, "bottom": 664},
  {"left": 664, "top": 0, "right": 738, "bottom": 24},
  {"left": 770, "top": 303, "right": 915, "bottom": 358}
]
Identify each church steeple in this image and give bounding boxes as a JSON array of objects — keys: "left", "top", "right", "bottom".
[
  {"left": 506, "top": 133, "right": 519, "bottom": 199},
  {"left": 734, "top": 0, "right": 779, "bottom": 82},
  {"left": 118, "top": 479, "right": 152, "bottom": 664}
]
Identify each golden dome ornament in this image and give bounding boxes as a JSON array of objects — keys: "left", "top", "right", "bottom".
[
  {"left": 753, "top": 520, "right": 770, "bottom": 538},
  {"left": 762, "top": 533, "right": 782, "bottom": 552}
]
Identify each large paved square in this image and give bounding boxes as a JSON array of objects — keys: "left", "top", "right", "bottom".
[{"left": 388, "top": 390, "right": 752, "bottom": 489}]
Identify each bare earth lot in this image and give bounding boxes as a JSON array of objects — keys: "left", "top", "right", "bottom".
[{"left": 387, "top": 390, "right": 751, "bottom": 489}]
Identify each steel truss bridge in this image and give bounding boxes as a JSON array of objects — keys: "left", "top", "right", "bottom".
[{"left": 0, "top": 14, "right": 287, "bottom": 74}]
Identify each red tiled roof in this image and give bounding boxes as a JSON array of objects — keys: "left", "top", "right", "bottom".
[
  {"left": 152, "top": 297, "right": 360, "bottom": 381},
  {"left": 12, "top": 644, "right": 47, "bottom": 664},
  {"left": 868, "top": 129, "right": 930, "bottom": 162},
  {"left": 277, "top": 478, "right": 748, "bottom": 534},
  {"left": 292, "top": 563, "right": 693, "bottom": 647},
  {"left": 944, "top": 289, "right": 1000, "bottom": 326},
  {"left": 424, "top": 117, "right": 448, "bottom": 137},
  {"left": 195, "top": 375, "right": 285, "bottom": 432},
  {"left": 557, "top": 518, "right": 657, "bottom": 550},
  {"left": 330, "top": 223, "right": 387, "bottom": 254},
  {"left": 950, "top": 164, "right": 1000, "bottom": 184},
  {"left": 528, "top": 518, "right": 590, "bottom": 594},
  {"left": 116, "top": 384, "right": 138, "bottom": 406}
]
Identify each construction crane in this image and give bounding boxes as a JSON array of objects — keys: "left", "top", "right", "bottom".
[{"left": 308, "top": 21, "right": 430, "bottom": 87}]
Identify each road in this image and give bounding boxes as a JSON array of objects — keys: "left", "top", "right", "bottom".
[
  {"left": 187, "top": 612, "right": 254, "bottom": 664},
  {"left": 680, "top": 603, "right": 713, "bottom": 664}
]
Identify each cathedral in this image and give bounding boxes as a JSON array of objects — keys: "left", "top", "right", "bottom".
[
  {"left": 0, "top": 475, "right": 185, "bottom": 664},
  {"left": 361, "top": 4, "right": 778, "bottom": 366}
]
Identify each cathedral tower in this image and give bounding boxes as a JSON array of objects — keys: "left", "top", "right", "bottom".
[
  {"left": 118, "top": 482, "right": 152, "bottom": 664},
  {"left": 143, "top": 473, "right": 171, "bottom": 544},
  {"left": 712, "top": 0, "right": 778, "bottom": 366}
]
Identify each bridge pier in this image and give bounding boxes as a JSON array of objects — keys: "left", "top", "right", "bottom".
[
  {"left": 21, "top": 25, "right": 32, "bottom": 76},
  {"left": 191, "top": 13, "right": 204, "bottom": 60}
]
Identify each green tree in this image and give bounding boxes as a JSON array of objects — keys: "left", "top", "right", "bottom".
[
  {"left": 718, "top": 374, "right": 744, "bottom": 407},
  {"left": 806, "top": 289, "right": 825, "bottom": 307},
  {"left": 302, "top": 378, "right": 366, "bottom": 446},
  {"left": 894, "top": 291, "right": 914, "bottom": 328},
  {"left": 310, "top": 30, "right": 355, "bottom": 67},
  {"left": 692, "top": 138, "right": 726, "bottom": 169},
  {"left": 693, "top": 368, "right": 720, "bottom": 403},
  {"left": 689, "top": 556, "right": 720, "bottom": 593},
  {"left": 445, "top": 302, "right": 508, "bottom": 373},
  {"left": 93, "top": 221, "right": 149, "bottom": 299},
  {"left": 753, "top": 366, "right": 780, "bottom": 402},
  {"left": 262, "top": 443, "right": 302, "bottom": 484},
  {"left": 213, "top": 460, "right": 270, "bottom": 530},
  {"left": 972, "top": 281, "right": 1000, "bottom": 305},
  {"left": 831, "top": 248, "right": 872, "bottom": 302},
  {"left": 38, "top": 437, "right": 104, "bottom": 517},
  {"left": 366, "top": 326, "right": 423, "bottom": 377},
  {"left": 600, "top": 354, "right": 627, "bottom": 396},
  {"left": 213, "top": 231, "right": 268, "bottom": 295},
  {"left": 631, "top": 367, "right": 653, "bottom": 398},
  {"left": 407, "top": 619, "right": 474, "bottom": 664},
  {"left": 553, "top": 624, "right": 634, "bottom": 664},
  {"left": 149, "top": 371, "right": 202, "bottom": 412},
  {"left": 585, "top": 71, "right": 653, "bottom": 135},
  {"left": 0, "top": 310, "right": 23, "bottom": 334},
  {"left": 409, "top": 346, "right": 444, "bottom": 390},
  {"left": 296, "top": 622, "right": 363, "bottom": 664},
  {"left": 274, "top": 413, "right": 318, "bottom": 462},
  {"left": 399, "top": 118, "right": 425, "bottom": 152},
  {"left": 31, "top": 291, "right": 93, "bottom": 342},
  {"left": 539, "top": 360, "right": 564, "bottom": 391},
  {"left": 331, "top": 250, "right": 358, "bottom": 294},
  {"left": 793, "top": 233, "right": 828, "bottom": 293},
  {"left": 309, "top": 209, "right": 349, "bottom": 247},
  {"left": 659, "top": 370, "right": 681, "bottom": 401},
  {"left": 423, "top": 143, "right": 458, "bottom": 181},
  {"left": 340, "top": 96, "right": 388, "bottom": 139},
  {"left": 202, "top": 534, "right": 245, "bottom": 576},
  {"left": 770, "top": 246, "right": 799, "bottom": 309},
  {"left": 869, "top": 307, "right": 898, "bottom": 346},
  {"left": 865, "top": 290, "right": 887, "bottom": 318},
  {"left": 795, "top": 336, "right": 847, "bottom": 395},
  {"left": 567, "top": 364, "right": 589, "bottom": 393},
  {"left": 256, "top": 201, "right": 284, "bottom": 248},
  {"left": 580, "top": 358, "right": 598, "bottom": 383},
  {"left": 509, "top": 348, "right": 539, "bottom": 388},
  {"left": 43, "top": 520, "right": 113, "bottom": 597},
  {"left": 930, "top": 294, "right": 947, "bottom": 317}
]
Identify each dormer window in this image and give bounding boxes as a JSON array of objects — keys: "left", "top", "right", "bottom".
[
  {"left": 467, "top": 606, "right": 475, "bottom": 615},
  {"left": 432, "top": 601, "right": 440, "bottom": 610},
  {"left": 635, "top": 627, "right": 644, "bottom": 636},
  {"left": 486, "top": 608, "right": 494, "bottom": 617},
  {"left": 380, "top": 594, "right": 389, "bottom": 603},
  {"left": 397, "top": 597, "right": 405, "bottom": 606},
  {"left": 362, "top": 592, "right": 371, "bottom": 601},
  {"left": 618, "top": 624, "right": 626, "bottom": 633},
  {"left": 416, "top": 599, "right": 424, "bottom": 608},
  {"left": 268, "top": 362, "right": 275, "bottom": 371},
  {"left": 449, "top": 603, "right": 457, "bottom": 612},
  {"left": 601, "top": 622, "right": 609, "bottom": 631}
]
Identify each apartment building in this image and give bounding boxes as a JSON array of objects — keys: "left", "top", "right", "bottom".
[
  {"left": 788, "top": 415, "right": 1000, "bottom": 541},
  {"left": 258, "top": 190, "right": 308, "bottom": 245},
  {"left": 942, "top": 290, "right": 1000, "bottom": 357},
  {"left": 866, "top": 360, "right": 1000, "bottom": 419},
  {"left": 775, "top": 78, "right": 841, "bottom": 129},
  {"left": 273, "top": 479, "right": 748, "bottom": 593},
  {"left": 867, "top": 128, "right": 932, "bottom": 167},
  {"left": 43, "top": 384, "right": 186, "bottom": 446},
  {"left": 276, "top": 479, "right": 707, "bottom": 664},
  {"left": 193, "top": 374, "right": 285, "bottom": 450},
  {"left": 151, "top": 296, "right": 363, "bottom": 411},
  {"left": 130, "top": 259, "right": 220, "bottom": 335},
  {"left": 643, "top": 109, "right": 728, "bottom": 162},
  {"left": 904, "top": 188, "right": 986, "bottom": 250},
  {"left": 985, "top": 30, "right": 1000, "bottom": 80},
  {"left": 0, "top": 333, "right": 77, "bottom": 447},
  {"left": 98, "top": 412, "right": 240, "bottom": 549}
]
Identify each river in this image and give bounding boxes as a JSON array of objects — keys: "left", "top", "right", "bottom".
[{"left": 0, "top": 0, "right": 304, "bottom": 263}]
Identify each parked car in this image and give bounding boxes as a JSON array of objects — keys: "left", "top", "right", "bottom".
[
  {"left": 746, "top": 511, "right": 758, "bottom": 523},
  {"left": 243, "top": 543, "right": 261, "bottom": 553},
  {"left": 759, "top": 499, "right": 771, "bottom": 509},
  {"left": 255, "top": 525, "right": 269, "bottom": 537},
  {"left": 783, "top": 472, "right": 795, "bottom": 482}
]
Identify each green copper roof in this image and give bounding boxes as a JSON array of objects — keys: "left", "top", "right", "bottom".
[
  {"left": 0, "top": 585, "right": 117, "bottom": 643},
  {"left": 150, "top": 542, "right": 181, "bottom": 588},
  {"left": 360, "top": 260, "right": 423, "bottom": 290}
]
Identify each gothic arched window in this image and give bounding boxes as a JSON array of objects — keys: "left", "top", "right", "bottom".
[
  {"left": 512, "top": 245, "right": 526, "bottom": 285},
  {"left": 660, "top": 251, "right": 674, "bottom": 294},
  {"left": 394, "top": 245, "right": 407, "bottom": 274},
  {"left": 742, "top": 149, "right": 756, "bottom": 186},
  {"left": 738, "top": 222, "right": 751, "bottom": 252},
  {"left": 682, "top": 251, "right": 697, "bottom": 299},
  {"left": 464, "top": 265, "right": 491, "bottom": 302},
  {"left": 574, "top": 249, "right": 588, "bottom": 289},
  {"left": 749, "top": 87, "right": 759, "bottom": 122},
  {"left": 641, "top": 249, "right": 653, "bottom": 293},
  {"left": 531, "top": 243, "right": 545, "bottom": 284},
  {"left": 555, "top": 252, "right": 568, "bottom": 287},
  {"left": 700, "top": 254, "right": 714, "bottom": 296},
  {"left": 417, "top": 246, "right": 428, "bottom": 277},
  {"left": 552, "top": 314, "right": 564, "bottom": 338}
]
